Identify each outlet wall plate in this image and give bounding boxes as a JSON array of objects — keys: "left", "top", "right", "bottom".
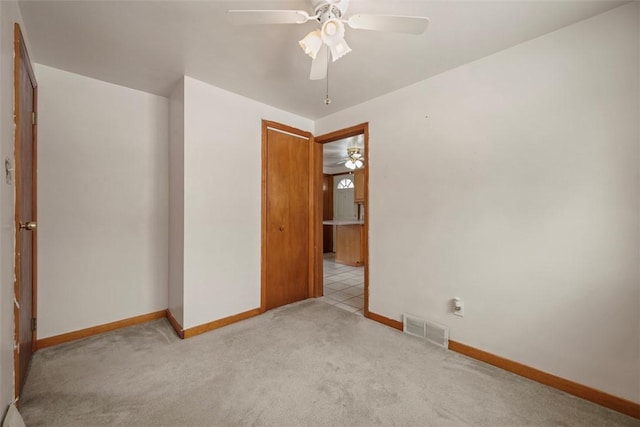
[
  {"left": 5, "top": 157, "right": 13, "bottom": 185},
  {"left": 453, "top": 297, "right": 464, "bottom": 317}
]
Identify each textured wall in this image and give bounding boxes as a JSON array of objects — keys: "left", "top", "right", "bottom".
[
  {"left": 180, "top": 76, "right": 313, "bottom": 328},
  {"left": 35, "top": 64, "right": 169, "bottom": 339},
  {"left": 316, "top": 3, "right": 639, "bottom": 402}
]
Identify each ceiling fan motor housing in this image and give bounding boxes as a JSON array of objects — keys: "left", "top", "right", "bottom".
[{"left": 313, "top": 0, "right": 350, "bottom": 24}]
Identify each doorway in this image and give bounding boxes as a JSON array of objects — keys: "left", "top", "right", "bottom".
[
  {"left": 13, "top": 23, "right": 38, "bottom": 401},
  {"left": 316, "top": 123, "right": 369, "bottom": 317}
]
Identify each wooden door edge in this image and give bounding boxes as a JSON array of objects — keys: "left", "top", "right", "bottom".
[
  {"left": 31, "top": 84, "right": 38, "bottom": 352},
  {"left": 13, "top": 21, "right": 23, "bottom": 403},
  {"left": 310, "top": 133, "right": 323, "bottom": 298},
  {"left": 260, "top": 121, "right": 268, "bottom": 313}
]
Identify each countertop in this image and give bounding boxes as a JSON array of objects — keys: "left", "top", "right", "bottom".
[{"left": 322, "top": 220, "right": 364, "bottom": 226}]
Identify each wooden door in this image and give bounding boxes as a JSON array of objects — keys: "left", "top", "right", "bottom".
[
  {"left": 262, "top": 122, "right": 312, "bottom": 310},
  {"left": 13, "top": 23, "right": 38, "bottom": 399}
]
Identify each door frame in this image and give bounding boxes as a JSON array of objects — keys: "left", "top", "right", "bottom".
[
  {"left": 261, "top": 120, "right": 321, "bottom": 312},
  {"left": 315, "top": 123, "right": 369, "bottom": 316},
  {"left": 13, "top": 23, "right": 38, "bottom": 399}
]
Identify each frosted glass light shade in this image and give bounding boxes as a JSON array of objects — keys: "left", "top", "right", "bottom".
[
  {"left": 321, "top": 19, "right": 345, "bottom": 46},
  {"left": 329, "top": 38, "right": 351, "bottom": 62},
  {"left": 299, "top": 30, "right": 323, "bottom": 59},
  {"left": 345, "top": 159, "right": 356, "bottom": 170}
]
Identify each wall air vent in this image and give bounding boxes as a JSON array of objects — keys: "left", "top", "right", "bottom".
[{"left": 403, "top": 313, "right": 449, "bottom": 348}]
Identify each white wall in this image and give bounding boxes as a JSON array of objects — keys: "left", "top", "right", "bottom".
[
  {"left": 316, "top": 3, "right": 639, "bottom": 403},
  {"left": 35, "top": 64, "right": 169, "bottom": 339},
  {"left": 0, "top": 0, "right": 29, "bottom": 412},
  {"left": 168, "top": 79, "right": 185, "bottom": 326},
  {"left": 179, "top": 76, "right": 313, "bottom": 329}
]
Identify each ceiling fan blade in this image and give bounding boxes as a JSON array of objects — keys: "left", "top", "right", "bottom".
[
  {"left": 330, "top": 0, "right": 351, "bottom": 15},
  {"left": 227, "top": 10, "right": 311, "bottom": 25},
  {"left": 309, "top": 47, "right": 328, "bottom": 80},
  {"left": 346, "top": 14, "right": 430, "bottom": 35}
]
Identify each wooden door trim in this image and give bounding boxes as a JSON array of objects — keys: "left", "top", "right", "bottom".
[
  {"left": 261, "top": 120, "right": 317, "bottom": 312},
  {"left": 13, "top": 23, "right": 38, "bottom": 400},
  {"left": 316, "top": 123, "right": 366, "bottom": 144},
  {"left": 315, "top": 123, "right": 369, "bottom": 312}
]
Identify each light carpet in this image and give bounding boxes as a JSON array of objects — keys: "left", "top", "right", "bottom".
[{"left": 19, "top": 300, "right": 639, "bottom": 426}]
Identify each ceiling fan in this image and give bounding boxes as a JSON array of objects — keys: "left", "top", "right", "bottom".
[
  {"left": 329, "top": 147, "right": 364, "bottom": 169},
  {"left": 227, "top": 0, "right": 430, "bottom": 80},
  {"left": 342, "top": 147, "right": 364, "bottom": 169}
]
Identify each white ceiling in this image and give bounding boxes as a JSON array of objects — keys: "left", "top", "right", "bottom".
[{"left": 18, "top": 1, "right": 626, "bottom": 120}]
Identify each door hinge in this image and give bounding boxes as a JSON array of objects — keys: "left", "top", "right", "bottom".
[
  {"left": 32, "top": 111, "right": 37, "bottom": 126},
  {"left": 31, "top": 318, "right": 36, "bottom": 331}
]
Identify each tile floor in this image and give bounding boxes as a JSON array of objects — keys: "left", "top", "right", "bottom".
[{"left": 318, "top": 253, "right": 365, "bottom": 315}]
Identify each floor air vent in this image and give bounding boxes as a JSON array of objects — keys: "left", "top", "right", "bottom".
[{"left": 403, "top": 314, "right": 449, "bottom": 348}]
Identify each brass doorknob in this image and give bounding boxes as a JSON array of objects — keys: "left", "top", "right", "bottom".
[{"left": 19, "top": 221, "right": 36, "bottom": 231}]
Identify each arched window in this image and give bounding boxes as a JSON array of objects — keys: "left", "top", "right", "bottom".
[{"left": 336, "top": 178, "right": 354, "bottom": 189}]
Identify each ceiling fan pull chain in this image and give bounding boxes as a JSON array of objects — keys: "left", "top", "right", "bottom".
[{"left": 324, "top": 47, "right": 331, "bottom": 105}]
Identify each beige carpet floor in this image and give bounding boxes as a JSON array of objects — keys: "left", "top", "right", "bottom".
[{"left": 19, "top": 300, "right": 639, "bottom": 426}]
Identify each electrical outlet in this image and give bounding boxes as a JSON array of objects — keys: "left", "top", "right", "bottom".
[{"left": 453, "top": 297, "right": 464, "bottom": 317}]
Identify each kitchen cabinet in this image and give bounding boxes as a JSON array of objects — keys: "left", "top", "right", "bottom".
[
  {"left": 323, "top": 220, "right": 364, "bottom": 267},
  {"left": 354, "top": 169, "right": 365, "bottom": 204}
]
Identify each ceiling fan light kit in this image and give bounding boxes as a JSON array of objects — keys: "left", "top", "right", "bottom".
[
  {"left": 329, "top": 39, "right": 351, "bottom": 62},
  {"left": 345, "top": 159, "right": 363, "bottom": 170},
  {"left": 345, "top": 147, "right": 364, "bottom": 170},
  {"left": 320, "top": 19, "right": 352, "bottom": 62},
  {"left": 299, "top": 30, "right": 323, "bottom": 59}
]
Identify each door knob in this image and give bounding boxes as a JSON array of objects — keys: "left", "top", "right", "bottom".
[{"left": 19, "top": 221, "right": 36, "bottom": 231}]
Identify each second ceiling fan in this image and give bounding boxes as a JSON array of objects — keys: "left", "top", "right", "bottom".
[{"left": 227, "top": 0, "right": 430, "bottom": 80}]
